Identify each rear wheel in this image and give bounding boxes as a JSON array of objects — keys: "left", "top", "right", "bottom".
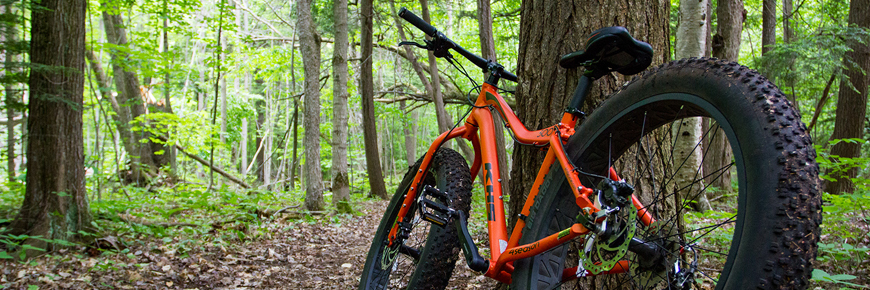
[
  {"left": 510, "top": 58, "right": 821, "bottom": 290},
  {"left": 359, "top": 148, "right": 473, "bottom": 290}
]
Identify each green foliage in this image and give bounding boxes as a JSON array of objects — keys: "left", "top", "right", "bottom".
[
  {"left": 813, "top": 269, "right": 868, "bottom": 289},
  {"left": 817, "top": 139, "right": 870, "bottom": 192}
]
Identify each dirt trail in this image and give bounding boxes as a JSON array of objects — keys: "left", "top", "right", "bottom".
[{"left": 0, "top": 200, "right": 496, "bottom": 289}]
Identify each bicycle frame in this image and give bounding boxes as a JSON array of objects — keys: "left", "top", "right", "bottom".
[{"left": 385, "top": 80, "right": 657, "bottom": 284}]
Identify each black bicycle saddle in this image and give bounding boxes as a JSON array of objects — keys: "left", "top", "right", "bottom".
[{"left": 559, "top": 26, "right": 653, "bottom": 77}]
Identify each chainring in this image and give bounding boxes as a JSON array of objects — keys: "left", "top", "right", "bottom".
[{"left": 582, "top": 203, "right": 637, "bottom": 275}]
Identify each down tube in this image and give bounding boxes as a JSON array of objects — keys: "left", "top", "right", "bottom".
[{"left": 470, "top": 108, "right": 509, "bottom": 261}]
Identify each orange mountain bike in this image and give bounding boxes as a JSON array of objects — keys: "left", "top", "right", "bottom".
[{"left": 359, "top": 8, "right": 821, "bottom": 290}]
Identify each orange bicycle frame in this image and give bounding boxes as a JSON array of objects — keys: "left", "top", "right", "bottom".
[{"left": 386, "top": 81, "right": 656, "bottom": 283}]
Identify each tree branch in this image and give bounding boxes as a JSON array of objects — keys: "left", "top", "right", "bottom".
[{"left": 174, "top": 142, "right": 252, "bottom": 188}]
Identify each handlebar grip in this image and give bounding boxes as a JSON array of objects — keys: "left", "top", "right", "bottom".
[
  {"left": 398, "top": 7, "right": 438, "bottom": 37},
  {"left": 502, "top": 71, "right": 518, "bottom": 83}
]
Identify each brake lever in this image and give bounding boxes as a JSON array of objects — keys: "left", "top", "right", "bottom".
[{"left": 399, "top": 41, "right": 428, "bottom": 49}]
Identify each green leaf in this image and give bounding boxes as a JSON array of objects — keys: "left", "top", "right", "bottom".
[
  {"left": 27, "top": 285, "right": 38, "bottom": 290},
  {"left": 20, "top": 244, "right": 46, "bottom": 252},
  {"left": 0, "top": 251, "right": 12, "bottom": 259},
  {"left": 829, "top": 274, "right": 857, "bottom": 281}
]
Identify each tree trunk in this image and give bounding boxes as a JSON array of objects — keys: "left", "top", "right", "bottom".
[
  {"left": 3, "top": 1, "right": 19, "bottom": 183},
  {"left": 400, "top": 101, "right": 417, "bottom": 165},
  {"left": 290, "top": 98, "right": 299, "bottom": 188},
  {"left": 674, "top": 0, "right": 712, "bottom": 212},
  {"left": 163, "top": 0, "right": 176, "bottom": 174},
  {"left": 781, "top": 0, "right": 800, "bottom": 111},
  {"left": 264, "top": 86, "right": 272, "bottom": 188},
  {"left": 508, "top": 1, "right": 670, "bottom": 287},
  {"left": 10, "top": 0, "right": 91, "bottom": 253},
  {"left": 255, "top": 99, "right": 265, "bottom": 182},
  {"left": 361, "top": 0, "right": 390, "bottom": 199},
  {"left": 101, "top": 6, "right": 158, "bottom": 184},
  {"left": 712, "top": 0, "right": 744, "bottom": 61},
  {"left": 332, "top": 0, "right": 352, "bottom": 213},
  {"left": 299, "top": 0, "right": 324, "bottom": 210},
  {"left": 825, "top": 0, "right": 870, "bottom": 195},
  {"left": 761, "top": 0, "right": 776, "bottom": 77},
  {"left": 705, "top": 0, "right": 744, "bottom": 196}
]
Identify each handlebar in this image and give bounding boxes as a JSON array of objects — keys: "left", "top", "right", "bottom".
[
  {"left": 397, "top": 7, "right": 517, "bottom": 83},
  {"left": 398, "top": 8, "right": 438, "bottom": 38}
]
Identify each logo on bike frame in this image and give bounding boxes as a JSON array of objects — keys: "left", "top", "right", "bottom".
[{"left": 485, "top": 163, "right": 496, "bottom": 222}]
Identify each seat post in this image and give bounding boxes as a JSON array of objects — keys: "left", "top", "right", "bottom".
[{"left": 566, "top": 75, "right": 594, "bottom": 117}]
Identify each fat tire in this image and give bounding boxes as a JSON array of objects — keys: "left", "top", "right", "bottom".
[
  {"left": 359, "top": 148, "right": 473, "bottom": 290},
  {"left": 510, "top": 58, "right": 821, "bottom": 290}
]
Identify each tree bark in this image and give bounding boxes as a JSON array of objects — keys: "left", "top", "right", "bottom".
[
  {"left": 762, "top": 0, "right": 776, "bottom": 77},
  {"left": 332, "top": 0, "right": 352, "bottom": 213},
  {"left": 361, "top": 0, "right": 390, "bottom": 199},
  {"left": 255, "top": 98, "right": 266, "bottom": 182},
  {"left": 400, "top": 101, "right": 417, "bottom": 165},
  {"left": 705, "top": 0, "right": 744, "bottom": 197},
  {"left": 163, "top": 0, "right": 176, "bottom": 174},
  {"left": 712, "top": 0, "right": 744, "bottom": 61},
  {"left": 3, "top": 1, "right": 19, "bottom": 183},
  {"left": 674, "top": 0, "right": 712, "bottom": 212},
  {"left": 825, "top": 0, "right": 870, "bottom": 195},
  {"left": 10, "top": 0, "right": 91, "bottom": 253},
  {"left": 299, "top": 0, "right": 324, "bottom": 210},
  {"left": 101, "top": 5, "right": 158, "bottom": 184}
]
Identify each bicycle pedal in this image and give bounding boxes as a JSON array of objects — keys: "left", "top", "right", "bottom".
[{"left": 418, "top": 185, "right": 454, "bottom": 227}]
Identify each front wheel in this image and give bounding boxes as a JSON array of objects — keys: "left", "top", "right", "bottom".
[
  {"left": 511, "top": 58, "right": 821, "bottom": 290},
  {"left": 359, "top": 148, "right": 473, "bottom": 290}
]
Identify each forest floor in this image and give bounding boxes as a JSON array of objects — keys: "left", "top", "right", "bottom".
[
  {"left": 1, "top": 192, "right": 868, "bottom": 290},
  {"left": 0, "top": 200, "right": 495, "bottom": 290}
]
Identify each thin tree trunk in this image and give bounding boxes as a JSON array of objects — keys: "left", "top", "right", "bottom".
[
  {"left": 400, "top": 101, "right": 417, "bottom": 165},
  {"left": 264, "top": 85, "right": 273, "bottom": 188},
  {"left": 290, "top": 98, "right": 299, "bottom": 188},
  {"left": 362, "top": 0, "right": 390, "bottom": 199},
  {"left": 762, "top": 0, "right": 776, "bottom": 78},
  {"left": 825, "top": 0, "right": 870, "bottom": 195},
  {"left": 781, "top": 0, "right": 800, "bottom": 112},
  {"left": 163, "top": 0, "right": 176, "bottom": 174},
  {"left": 255, "top": 99, "right": 265, "bottom": 182},
  {"left": 706, "top": 0, "right": 743, "bottom": 195},
  {"left": 4, "top": 1, "right": 18, "bottom": 183},
  {"left": 674, "top": 0, "right": 712, "bottom": 212},
  {"left": 10, "top": 0, "right": 91, "bottom": 253},
  {"left": 332, "top": 0, "right": 352, "bottom": 213},
  {"left": 712, "top": 0, "right": 744, "bottom": 61},
  {"left": 299, "top": 0, "right": 324, "bottom": 210}
]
